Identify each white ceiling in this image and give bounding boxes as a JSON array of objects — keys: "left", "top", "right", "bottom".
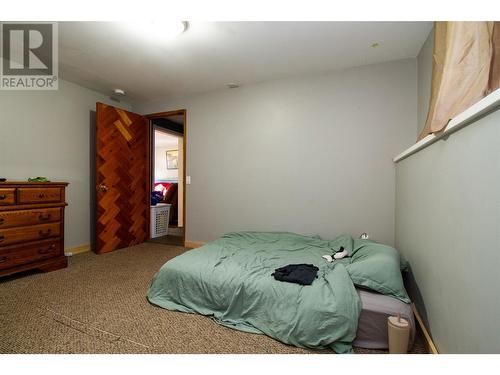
[
  {"left": 155, "top": 130, "right": 180, "bottom": 148},
  {"left": 59, "top": 22, "right": 433, "bottom": 102}
]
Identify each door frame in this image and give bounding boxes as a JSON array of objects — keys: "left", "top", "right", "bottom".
[{"left": 146, "top": 109, "right": 187, "bottom": 244}]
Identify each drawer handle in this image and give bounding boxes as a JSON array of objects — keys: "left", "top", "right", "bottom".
[
  {"left": 0, "top": 194, "right": 6, "bottom": 200},
  {"left": 39, "top": 244, "right": 57, "bottom": 254},
  {"left": 0, "top": 256, "right": 7, "bottom": 263},
  {"left": 38, "top": 244, "right": 57, "bottom": 254},
  {"left": 0, "top": 218, "right": 4, "bottom": 225},
  {"left": 38, "top": 193, "right": 46, "bottom": 199},
  {"left": 0, "top": 235, "right": 4, "bottom": 243},
  {"left": 39, "top": 213, "right": 52, "bottom": 221},
  {"left": 39, "top": 229, "right": 52, "bottom": 237}
]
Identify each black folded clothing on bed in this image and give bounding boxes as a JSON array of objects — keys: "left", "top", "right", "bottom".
[{"left": 271, "top": 264, "right": 319, "bottom": 285}]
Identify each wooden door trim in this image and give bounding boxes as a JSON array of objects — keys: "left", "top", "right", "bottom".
[
  {"left": 146, "top": 109, "right": 187, "bottom": 243},
  {"left": 147, "top": 109, "right": 186, "bottom": 119}
]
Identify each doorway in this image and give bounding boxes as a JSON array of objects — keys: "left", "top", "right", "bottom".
[{"left": 147, "top": 110, "right": 186, "bottom": 246}]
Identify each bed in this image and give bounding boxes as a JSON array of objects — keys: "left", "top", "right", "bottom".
[{"left": 148, "top": 231, "right": 413, "bottom": 353}]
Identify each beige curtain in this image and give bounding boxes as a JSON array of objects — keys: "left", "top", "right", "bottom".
[
  {"left": 489, "top": 23, "right": 500, "bottom": 92},
  {"left": 418, "top": 22, "right": 500, "bottom": 140}
]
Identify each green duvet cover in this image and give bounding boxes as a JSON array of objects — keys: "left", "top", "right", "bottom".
[{"left": 147, "top": 232, "right": 408, "bottom": 353}]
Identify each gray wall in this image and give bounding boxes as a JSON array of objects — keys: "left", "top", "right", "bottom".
[
  {"left": 395, "top": 109, "right": 500, "bottom": 353},
  {"left": 397, "top": 25, "right": 500, "bottom": 352},
  {"left": 417, "top": 27, "right": 434, "bottom": 136},
  {"left": 0, "top": 79, "right": 131, "bottom": 248},
  {"left": 136, "top": 59, "right": 418, "bottom": 245}
]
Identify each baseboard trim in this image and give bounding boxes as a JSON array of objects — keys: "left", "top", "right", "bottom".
[
  {"left": 65, "top": 244, "right": 92, "bottom": 256},
  {"left": 411, "top": 303, "right": 439, "bottom": 354},
  {"left": 184, "top": 241, "right": 205, "bottom": 249}
]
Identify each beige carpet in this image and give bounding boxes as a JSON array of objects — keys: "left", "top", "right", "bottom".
[{"left": 0, "top": 243, "right": 426, "bottom": 354}]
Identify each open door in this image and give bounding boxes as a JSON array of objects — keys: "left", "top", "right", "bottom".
[{"left": 95, "top": 103, "right": 150, "bottom": 253}]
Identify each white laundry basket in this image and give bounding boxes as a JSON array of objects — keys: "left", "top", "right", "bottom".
[{"left": 150, "top": 203, "right": 171, "bottom": 238}]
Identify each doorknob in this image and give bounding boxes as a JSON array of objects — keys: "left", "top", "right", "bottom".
[{"left": 97, "top": 184, "right": 109, "bottom": 192}]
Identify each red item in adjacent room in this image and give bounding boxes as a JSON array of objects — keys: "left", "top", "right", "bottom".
[{"left": 153, "top": 182, "right": 172, "bottom": 198}]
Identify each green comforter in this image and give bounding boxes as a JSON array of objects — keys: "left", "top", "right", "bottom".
[{"left": 148, "top": 232, "right": 408, "bottom": 353}]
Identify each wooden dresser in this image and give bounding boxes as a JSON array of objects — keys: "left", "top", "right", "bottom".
[{"left": 0, "top": 182, "right": 69, "bottom": 277}]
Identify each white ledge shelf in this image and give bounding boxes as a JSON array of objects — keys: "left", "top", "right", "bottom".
[{"left": 394, "top": 88, "right": 500, "bottom": 163}]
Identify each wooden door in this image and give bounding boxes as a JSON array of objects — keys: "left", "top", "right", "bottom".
[{"left": 95, "top": 103, "right": 150, "bottom": 253}]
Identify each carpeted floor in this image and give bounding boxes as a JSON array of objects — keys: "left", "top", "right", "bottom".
[{"left": 0, "top": 243, "right": 426, "bottom": 354}]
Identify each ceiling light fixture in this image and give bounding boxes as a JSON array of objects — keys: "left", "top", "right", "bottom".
[
  {"left": 110, "top": 88, "right": 126, "bottom": 102},
  {"left": 113, "top": 88, "right": 126, "bottom": 96},
  {"left": 371, "top": 42, "right": 380, "bottom": 48},
  {"left": 128, "top": 21, "right": 188, "bottom": 42},
  {"left": 226, "top": 83, "right": 240, "bottom": 89}
]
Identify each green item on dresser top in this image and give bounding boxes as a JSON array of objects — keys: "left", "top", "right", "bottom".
[{"left": 27, "top": 177, "right": 50, "bottom": 182}]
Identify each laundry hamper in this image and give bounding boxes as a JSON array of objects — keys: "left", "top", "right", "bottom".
[{"left": 150, "top": 203, "right": 171, "bottom": 238}]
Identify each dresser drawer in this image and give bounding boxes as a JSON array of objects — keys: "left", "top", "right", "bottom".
[
  {"left": 0, "top": 239, "right": 62, "bottom": 270},
  {"left": 0, "top": 222, "right": 60, "bottom": 247},
  {"left": 0, "top": 188, "right": 16, "bottom": 205},
  {"left": 17, "top": 187, "right": 62, "bottom": 204},
  {"left": 0, "top": 208, "right": 61, "bottom": 229}
]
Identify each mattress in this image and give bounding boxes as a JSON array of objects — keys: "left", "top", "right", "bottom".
[{"left": 353, "top": 288, "right": 415, "bottom": 350}]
